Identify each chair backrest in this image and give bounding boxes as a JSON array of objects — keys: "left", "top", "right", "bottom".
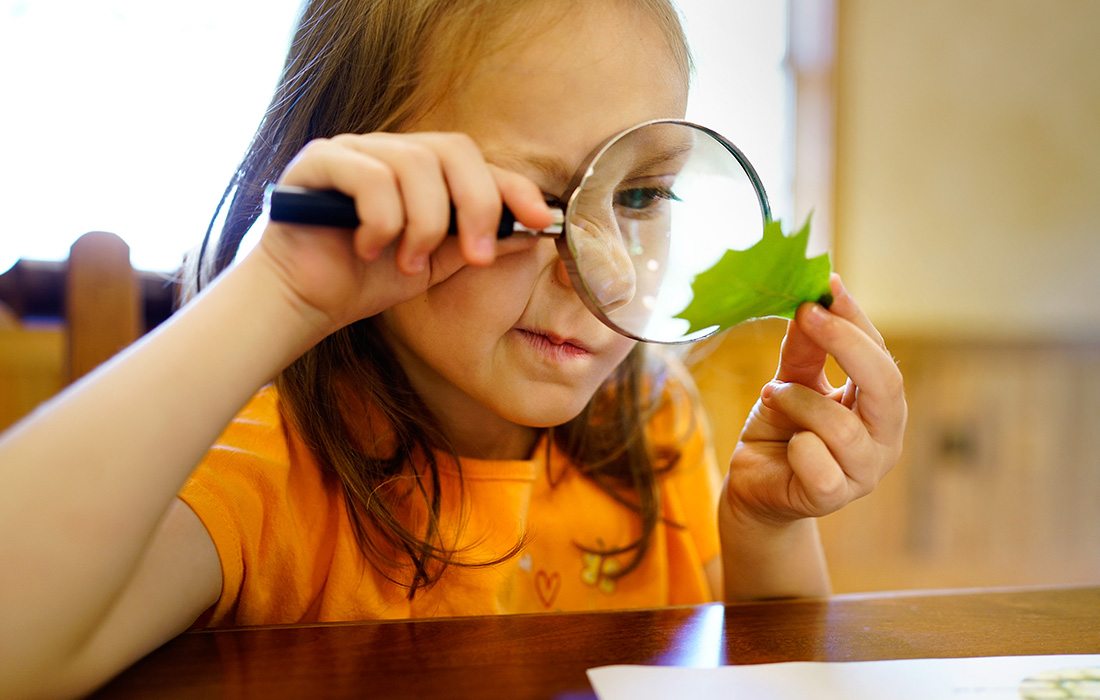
[
  {"left": 0, "top": 232, "right": 149, "bottom": 430},
  {"left": 64, "top": 231, "right": 141, "bottom": 382},
  {"left": 0, "top": 301, "right": 16, "bottom": 329}
]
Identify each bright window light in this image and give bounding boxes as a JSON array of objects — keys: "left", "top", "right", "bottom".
[
  {"left": 0, "top": 0, "right": 301, "bottom": 273},
  {"left": 678, "top": 0, "right": 793, "bottom": 228},
  {"left": 0, "top": 1, "right": 791, "bottom": 273}
]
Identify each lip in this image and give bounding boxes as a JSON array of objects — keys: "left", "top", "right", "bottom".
[{"left": 515, "top": 328, "right": 593, "bottom": 359}]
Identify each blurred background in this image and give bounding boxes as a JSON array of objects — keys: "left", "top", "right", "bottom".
[
  {"left": 693, "top": 0, "right": 1100, "bottom": 593},
  {"left": 1, "top": 0, "right": 1098, "bottom": 593}
]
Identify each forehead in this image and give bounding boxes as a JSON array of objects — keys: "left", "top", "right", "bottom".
[{"left": 411, "top": 2, "right": 688, "bottom": 188}]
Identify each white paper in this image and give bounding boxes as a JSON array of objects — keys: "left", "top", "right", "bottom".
[{"left": 587, "top": 654, "right": 1100, "bottom": 700}]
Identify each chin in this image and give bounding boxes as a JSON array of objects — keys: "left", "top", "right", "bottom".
[{"left": 497, "top": 388, "right": 595, "bottom": 429}]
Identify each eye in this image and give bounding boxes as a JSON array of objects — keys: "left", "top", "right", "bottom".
[
  {"left": 613, "top": 186, "right": 681, "bottom": 217},
  {"left": 611, "top": 186, "right": 677, "bottom": 221},
  {"left": 543, "top": 193, "right": 566, "bottom": 210}
]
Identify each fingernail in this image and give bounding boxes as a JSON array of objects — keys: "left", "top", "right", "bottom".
[
  {"left": 831, "top": 273, "right": 847, "bottom": 299},
  {"left": 807, "top": 303, "right": 830, "bottom": 326},
  {"left": 761, "top": 381, "right": 778, "bottom": 400},
  {"left": 406, "top": 254, "right": 427, "bottom": 273}
]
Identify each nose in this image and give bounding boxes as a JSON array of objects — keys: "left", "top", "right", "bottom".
[
  {"left": 553, "top": 257, "right": 572, "bottom": 289},
  {"left": 569, "top": 218, "right": 637, "bottom": 313}
]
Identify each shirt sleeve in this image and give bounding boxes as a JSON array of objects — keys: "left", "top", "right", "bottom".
[{"left": 177, "top": 386, "right": 296, "bottom": 626}]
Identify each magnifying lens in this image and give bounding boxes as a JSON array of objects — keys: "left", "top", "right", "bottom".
[{"left": 266, "top": 119, "right": 770, "bottom": 344}]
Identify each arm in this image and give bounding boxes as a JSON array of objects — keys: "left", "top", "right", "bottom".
[
  {"left": 0, "top": 132, "right": 554, "bottom": 696},
  {"left": 0, "top": 252, "right": 325, "bottom": 694},
  {"left": 717, "top": 274, "right": 907, "bottom": 601},
  {"left": 40, "top": 499, "right": 222, "bottom": 697}
]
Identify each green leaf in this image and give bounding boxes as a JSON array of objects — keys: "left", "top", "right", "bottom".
[{"left": 673, "top": 216, "right": 832, "bottom": 334}]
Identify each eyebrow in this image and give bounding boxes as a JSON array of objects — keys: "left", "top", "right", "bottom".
[
  {"left": 487, "top": 149, "right": 575, "bottom": 188},
  {"left": 620, "top": 141, "right": 695, "bottom": 177},
  {"left": 607, "top": 143, "right": 690, "bottom": 182},
  {"left": 488, "top": 137, "right": 696, "bottom": 191}
]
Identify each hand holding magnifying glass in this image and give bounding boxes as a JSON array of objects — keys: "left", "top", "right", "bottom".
[{"left": 266, "top": 119, "right": 778, "bottom": 344}]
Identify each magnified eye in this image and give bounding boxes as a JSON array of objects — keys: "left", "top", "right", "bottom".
[{"left": 613, "top": 186, "right": 681, "bottom": 218}]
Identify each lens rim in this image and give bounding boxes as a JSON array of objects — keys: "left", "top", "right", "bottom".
[{"left": 555, "top": 118, "right": 772, "bottom": 345}]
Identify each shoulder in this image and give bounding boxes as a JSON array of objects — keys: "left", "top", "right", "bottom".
[
  {"left": 179, "top": 385, "right": 343, "bottom": 626},
  {"left": 207, "top": 384, "right": 290, "bottom": 463},
  {"left": 182, "top": 384, "right": 331, "bottom": 513}
]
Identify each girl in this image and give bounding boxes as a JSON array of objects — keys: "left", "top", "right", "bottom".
[{"left": 0, "top": 0, "right": 906, "bottom": 696}]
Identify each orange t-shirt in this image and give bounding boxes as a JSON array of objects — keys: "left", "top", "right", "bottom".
[{"left": 179, "top": 383, "right": 721, "bottom": 628}]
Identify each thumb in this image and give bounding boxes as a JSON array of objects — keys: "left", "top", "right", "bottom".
[
  {"left": 775, "top": 302, "right": 829, "bottom": 391},
  {"left": 425, "top": 237, "right": 469, "bottom": 287}
]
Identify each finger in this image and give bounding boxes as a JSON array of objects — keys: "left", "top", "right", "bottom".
[
  {"left": 491, "top": 164, "right": 555, "bottom": 231},
  {"left": 775, "top": 312, "right": 831, "bottom": 393},
  {"left": 280, "top": 139, "right": 405, "bottom": 260},
  {"left": 826, "top": 274, "right": 886, "bottom": 349},
  {"left": 794, "top": 303, "right": 906, "bottom": 444},
  {"left": 412, "top": 132, "right": 507, "bottom": 265},
  {"left": 840, "top": 378, "right": 858, "bottom": 409},
  {"left": 786, "top": 431, "right": 852, "bottom": 515},
  {"left": 741, "top": 384, "right": 801, "bottom": 442},
  {"left": 763, "top": 381, "right": 883, "bottom": 491},
  {"left": 333, "top": 134, "right": 451, "bottom": 274}
]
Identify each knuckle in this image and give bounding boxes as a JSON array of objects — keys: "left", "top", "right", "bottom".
[
  {"left": 296, "top": 137, "right": 333, "bottom": 160},
  {"left": 456, "top": 192, "right": 501, "bottom": 232},
  {"left": 438, "top": 132, "right": 485, "bottom": 165},
  {"left": 443, "top": 131, "right": 479, "bottom": 151},
  {"left": 847, "top": 481, "right": 872, "bottom": 502},
  {"left": 806, "top": 470, "right": 847, "bottom": 510},
  {"left": 352, "top": 231, "right": 379, "bottom": 259},
  {"left": 352, "top": 156, "right": 396, "bottom": 188},
  {"left": 834, "top": 414, "right": 866, "bottom": 452},
  {"left": 356, "top": 212, "right": 401, "bottom": 242},
  {"left": 304, "top": 136, "right": 332, "bottom": 149},
  {"left": 391, "top": 139, "right": 438, "bottom": 168}
]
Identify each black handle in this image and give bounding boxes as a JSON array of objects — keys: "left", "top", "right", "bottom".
[{"left": 266, "top": 184, "right": 519, "bottom": 238}]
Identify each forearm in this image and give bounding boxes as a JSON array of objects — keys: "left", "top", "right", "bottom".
[
  {"left": 0, "top": 250, "right": 325, "bottom": 669},
  {"left": 717, "top": 493, "right": 832, "bottom": 601}
]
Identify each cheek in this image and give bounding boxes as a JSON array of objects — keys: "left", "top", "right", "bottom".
[
  {"left": 583, "top": 338, "right": 639, "bottom": 402},
  {"left": 378, "top": 264, "right": 536, "bottom": 367},
  {"left": 606, "top": 337, "right": 637, "bottom": 369},
  {"left": 430, "top": 254, "right": 541, "bottom": 316}
]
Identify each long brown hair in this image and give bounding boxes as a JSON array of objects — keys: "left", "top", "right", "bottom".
[{"left": 187, "top": 0, "right": 694, "bottom": 596}]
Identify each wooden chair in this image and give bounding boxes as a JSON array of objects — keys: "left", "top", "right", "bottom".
[
  {"left": 0, "top": 232, "right": 148, "bottom": 430},
  {"left": 0, "top": 300, "right": 16, "bottom": 329},
  {"left": 64, "top": 231, "right": 142, "bottom": 382}
]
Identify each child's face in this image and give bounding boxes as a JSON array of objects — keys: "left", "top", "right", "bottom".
[{"left": 380, "top": 2, "right": 688, "bottom": 449}]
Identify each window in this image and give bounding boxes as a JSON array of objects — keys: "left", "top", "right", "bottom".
[
  {"left": 0, "top": 1, "right": 793, "bottom": 273},
  {"left": 678, "top": 0, "right": 793, "bottom": 229}
]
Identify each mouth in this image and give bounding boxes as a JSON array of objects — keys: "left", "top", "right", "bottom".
[{"left": 515, "top": 328, "right": 593, "bottom": 359}]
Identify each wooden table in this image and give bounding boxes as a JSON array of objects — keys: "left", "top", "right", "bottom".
[{"left": 93, "top": 586, "right": 1100, "bottom": 699}]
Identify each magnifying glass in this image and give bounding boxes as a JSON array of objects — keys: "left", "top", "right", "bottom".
[{"left": 266, "top": 119, "right": 770, "bottom": 344}]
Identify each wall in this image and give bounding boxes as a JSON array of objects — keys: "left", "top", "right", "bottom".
[
  {"left": 691, "top": 0, "right": 1100, "bottom": 593},
  {"left": 835, "top": 0, "right": 1100, "bottom": 339}
]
